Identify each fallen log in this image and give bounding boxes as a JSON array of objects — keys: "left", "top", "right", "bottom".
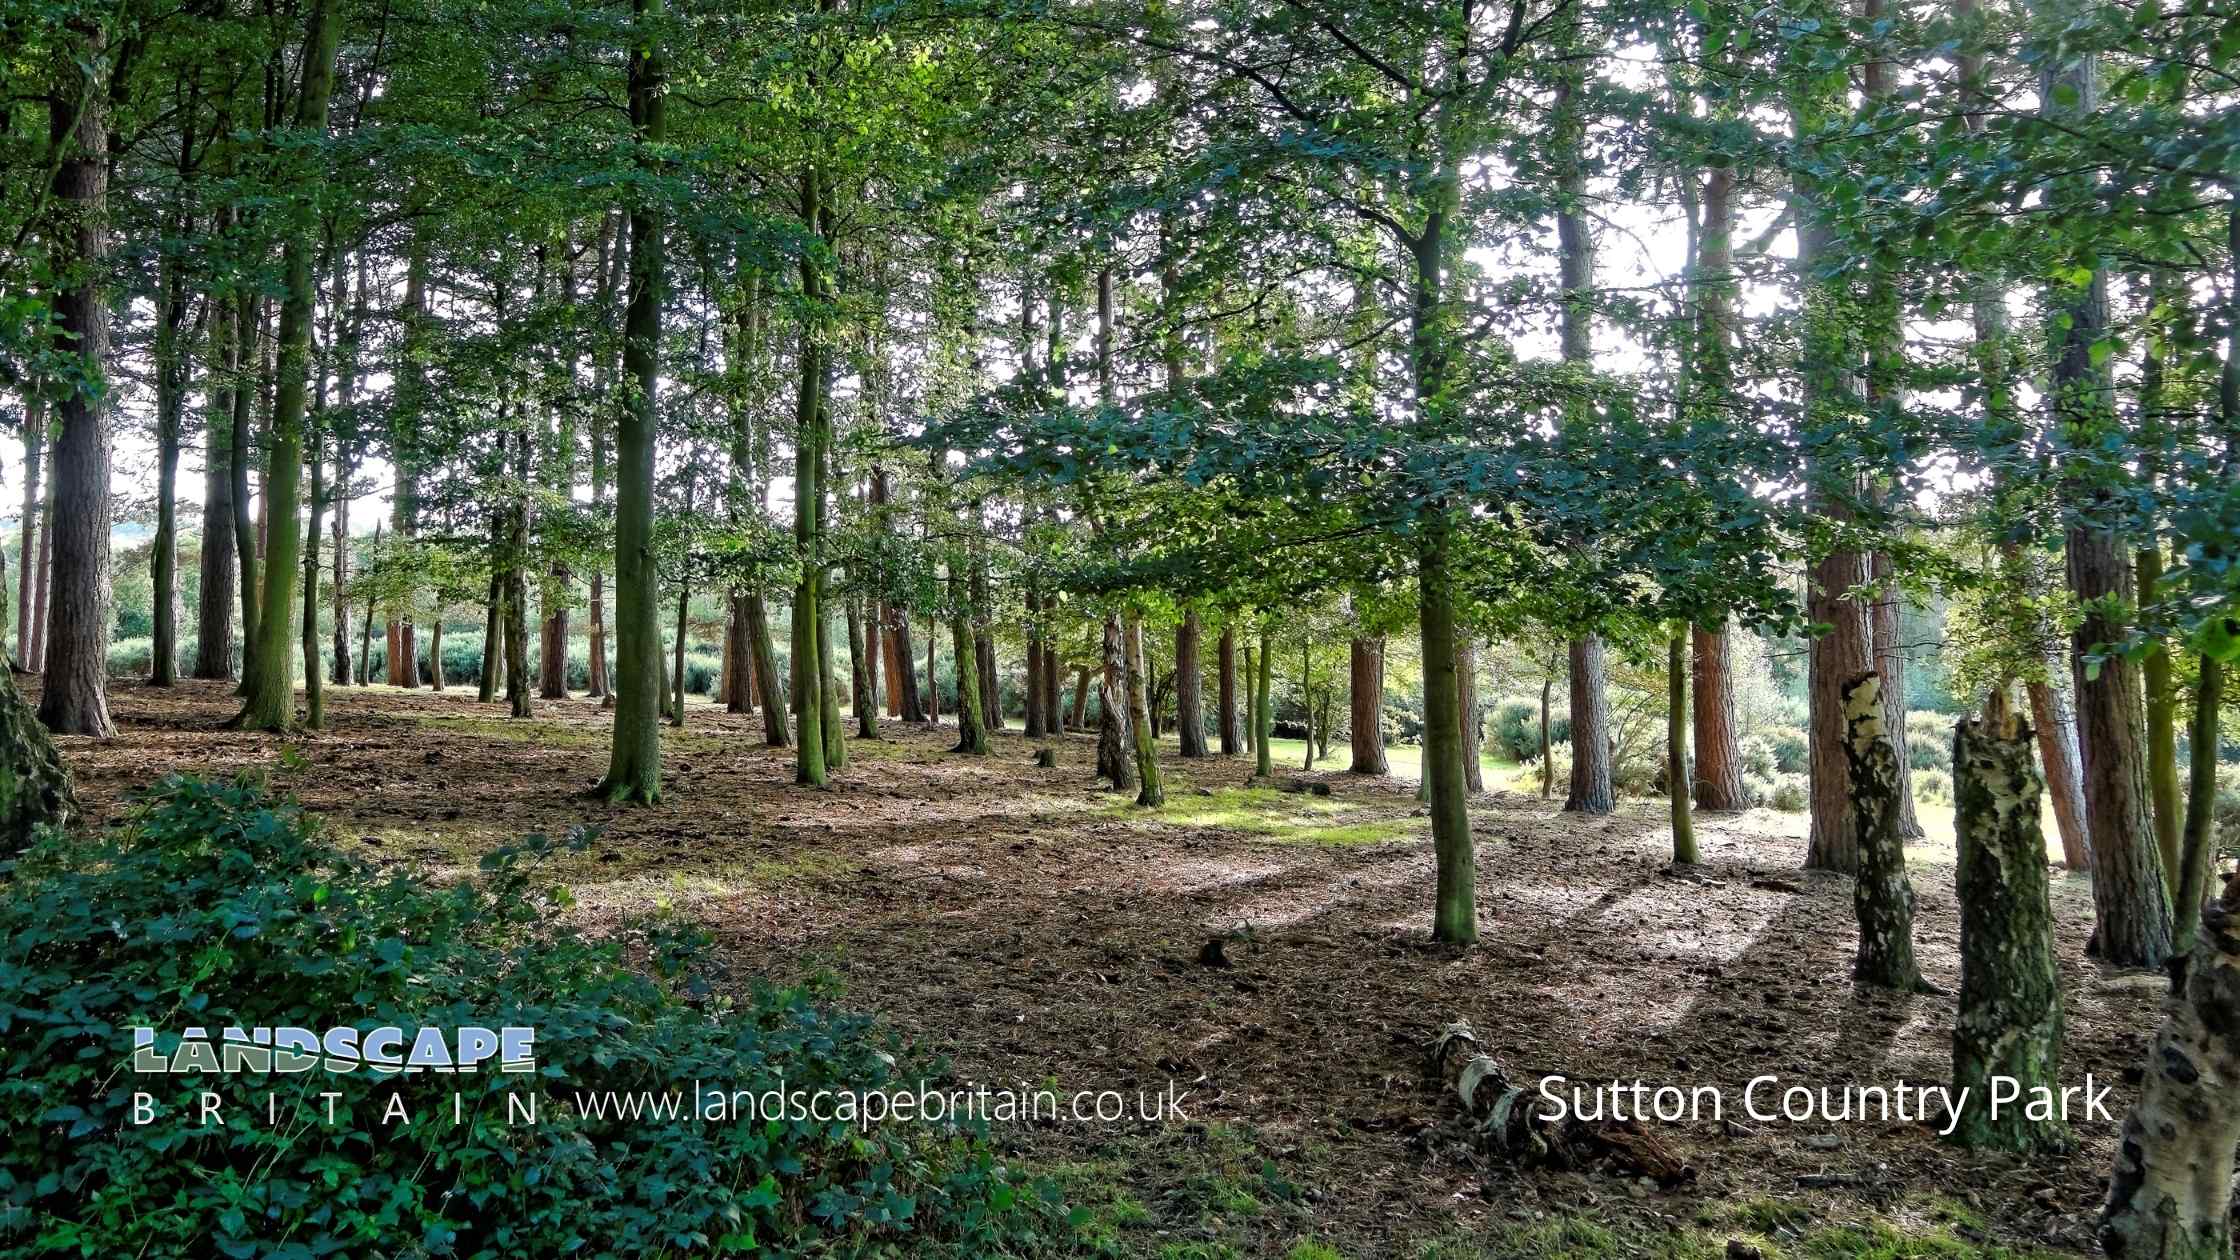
[{"left": 1428, "top": 1022, "right": 1694, "bottom": 1187}]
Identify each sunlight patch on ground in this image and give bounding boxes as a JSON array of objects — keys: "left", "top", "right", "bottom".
[{"left": 1110, "top": 787, "right": 1420, "bottom": 846}]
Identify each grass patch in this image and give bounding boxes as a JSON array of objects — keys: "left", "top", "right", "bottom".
[
  {"left": 1117, "top": 787, "right": 1417, "bottom": 846},
  {"left": 1418, "top": 1211, "right": 2069, "bottom": 1260}
]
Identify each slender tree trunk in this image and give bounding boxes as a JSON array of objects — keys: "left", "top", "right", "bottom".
[
  {"left": 301, "top": 428, "right": 325, "bottom": 729},
  {"left": 1071, "top": 663, "right": 1090, "bottom": 733},
  {"left": 1254, "top": 625, "right": 1274, "bottom": 781},
  {"left": 1023, "top": 591, "right": 1045, "bottom": 737},
  {"left": 596, "top": 0, "right": 666, "bottom": 803},
  {"left": 1456, "top": 635, "right": 1483, "bottom": 793},
  {"left": 1690, "top": 624, "right": 1747, "bottom": 810},
  {"left": 36, "top": 18, "right": 116, "bottom": 737},
  {"left": 356, "top": 521, "right": 379, "bottom": 684},
  {"left": 848, "top": 595, "right": 878, "bottom": 739},
  {"left": 17, "top": 394, "right": 42, "bottom": 670},
  {"left": 747, "top": 594, "right": 787, "bottom": 745},
  {"left": 1129, "top": 608, "right": 1161, "bottom": 804},
  {"left": 1218, "top": 625, "right": 1241, "bottom": 754},
  {"left": 149, "top": 253, "right": 190, "bottom": 687},
  {"left": 29, "top": 487, "right": 49, "bottom": 675},
  {"left": 1096, "top": 612, "right": 1130, "bottom": 787},
  {"left": 1565, "top": 635, "right": 1614, "bottom": 812},
  {"left": 2138, "top": 544, "right": 2182, "bottom": 887},
  {"left": 1539, "top": 676, "right": 1553, "bottom": 799},
  {"left": 1669, "top": 625, "right": 1698, "bottom": 864},
  {"left": 1349, "top": 635, "right": 1387, "bottom": 774},
  {"left": 1176, "top": 608, "right": 1206, "bottom": 757},
  {"left": 950, "top": 568, "right": 987, "bottom": 755},
  {"left": 667, "top": 576, "right": 687, "bottom": 727},
  {"left": 231, "top": 291, "right": 259, "bottom": 670},
  {"left": 479, "top": 573, "right": 502, "bottom": 703},
  {"left": 234, "top": 0, "right": 339, "bottom": 732}
]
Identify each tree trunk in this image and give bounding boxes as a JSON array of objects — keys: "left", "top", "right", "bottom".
[
  {"left": 300, "top": 429, "right": 324, "bottom": 730},
  {"left": 16, "top": 395, "right": 42, "bottom": 670},
  {"left": 479, "top": 573, "right": 502, "bottom": 703},
  {"left": 1096, "top": 612, "right": 1130, "bottom": 787},
  {"left": 848, "top": 595, "right": 878, "bottom": 740},
  {"left": 1128, "top": 609, "right": 1161, "bottom": 804},
  {"left": 596, "top": 0, "right": 666, "bottom": 803},
  {"left": 1456, "top": 635, "right": 1483, "bottom": 793},
  {"left": 231, "top": 292, "right": 259, "bottom": 671},
  {"left": 2138, "top": 545, "right": 2182, "bottom": 887},
  {"left": 587, "top": 570, "right": 608, "bottom": 697},
  {"left": 1843, "top": 673, "right": 1921, "bottom": 990},
  {"left": 1869, "top": 551, "right": 1923, "bottom": 838},
  {"left": 1071, "top": 664, "right": 1090, "bottom": 733},
  {"left": 0, "top": 666, "right": 76, "bottom": 843},
  {"left": 2070, "top": 529, "right": 2174, "bottom": 966},
  {"left": 667, "top": 575, "right": 686, "bottom": 727},
  {"left": 747, "top": 594, "right": 787, "bottom": 745},
  {"left": 1254, "top": 625, "right": 1275, "bottom": 781},
  {"left": 1565, "top": 635, "right": 1614, "bottom": 813},
  {"left": 1949, "top": 712, "right": 2066, "bottom": 1152},
  {"left": 1539, "top": 676, "right": 1553, "bottom": 799},
  {"left": 726, "top": 593, "right": 752, "bottom": 712},
  {"left": 149, "top": 251, "right": 190, "bottom": 688},
  {"left": 1669, "top": 625, "right": 1697, "bottom": 864},
  {"left": 1023, "top": 591, "right": 1045, "bottom": 738},
  {"left": 37, "top": 24, "right": 115, "bottom": 737},
  {"left": 234, "top": 0, "right": 339, "bottom": 732},
  {"left": 356, "top": 522, "right": 379, "bottom": 685},
  {"left": 1349, "top": 635, "right": 1387, "bottom": 774},
  {"left": 1218, "top": 624, "right": 1241, "bottom": 755},
  {"left": 1176, "top": 608, "right": 1207, "bottom": 757},
  {"left": 2099, "top": 868, "right": 2240, "bottom": 1260},
  {"left": 1690, "top": 624, "right": 1747, "bottom": 810}
]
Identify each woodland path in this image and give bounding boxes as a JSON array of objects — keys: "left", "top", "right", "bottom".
[{"left": 49, "top": 679, "right": 2152, "bottom": 1258}]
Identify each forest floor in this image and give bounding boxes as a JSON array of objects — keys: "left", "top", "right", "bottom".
[{"left": 50, "top": 678, "right": 2155, "bottom": 1260}]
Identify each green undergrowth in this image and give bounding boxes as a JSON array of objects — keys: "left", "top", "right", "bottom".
[
  {"left": 1106, "top": 788, "right": 1417, "bottom": 846},
  {"left": 414, "top": 713, "right": 731, "bottom": 756},
  {"left": 1410, "top": 1204, "right": 2073, "bottom": 1260},
  {"left": 0, "top": 775, "right": 1081, "bottom": 1258}
]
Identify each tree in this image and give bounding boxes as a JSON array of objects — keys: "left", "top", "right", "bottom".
[{"left": 596, "top": 0, "right": 667, "bottom": 805}]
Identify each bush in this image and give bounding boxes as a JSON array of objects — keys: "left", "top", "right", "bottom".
[
  {"left": 0, "top": 777, "right": 1066, "bottom": 1257},
  {"left": 1906, "top": 710, "right": 1954, "bottom": 774},
  {"left": 1914, "top": 767, "right": 1954, "bottom": 808},
  {"left": 1739, "top": 736, "right": 1778, "bottom": 779},
  {"left": 1767, "top": 773, "right": 1808, "bottom": 813},
  {"left": 1488, "top": 700, "right": 1569, "bottom": 764},
  {"left": 1741, "top": 772, "right": 1776, "bottom": 808},
  {"left": 104, "top": 637, "right": 153, "bottom": 678},
  {"left": 1762, "top": 725, "right": 1808, "bottom": 775}
]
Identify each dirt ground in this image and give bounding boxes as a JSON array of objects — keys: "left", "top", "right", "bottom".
[{"left": 50, "top": 678, "right": 2160, "bottom": 1259}]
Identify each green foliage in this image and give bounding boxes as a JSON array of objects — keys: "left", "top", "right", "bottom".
[{"left": 0, "top": 777, "right": 1070, "bottom": 1258}]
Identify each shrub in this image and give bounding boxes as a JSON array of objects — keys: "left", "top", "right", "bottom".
[
  {"left": 1905, "top": 710, "right": 1954, "bottom": 774},
  {"left": 1767, "top": 773, "right": 1808, "bottom": 813},
  {"left": 1488, "top": 700, "right": 1568, "bottom": 763},
  {"left": 0, "top": 776, "right": 1066, "bottom": 1257},
  {"left": 1739, "top": 735, "right": 1778, "bottom": 779},
  {"left": 1741, "top": 772, "right": 1777, "bottom": 808},
  {"left": 1762, "top": 725, "right": 1808, "bottom": 775},
  {"left": 104, "top": 637, "right": 153, "bottom": 678},
  {"left": 1914, "top": 767, "right": 1954, "bottom": 808}
]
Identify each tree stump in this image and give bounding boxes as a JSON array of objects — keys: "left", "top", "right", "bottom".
[
  {"left": 2101, "top": 869, "right": 2240, "bottom": 1259},
  {"left": 1034, "top": 746, "right": 1057, "bottom": 769},
  {"left": 0, "top": 667, "right": 76, "bottom": 846},
  {"left": 1950, "top": 714, "right": 2067, "bottom": 1153},
  {"left": 1842, "top": 673, "right": 1922, "bottom": 990}
]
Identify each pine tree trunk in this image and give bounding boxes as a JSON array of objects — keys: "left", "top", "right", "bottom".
[
  {"left": 1869, "top": 551, "right": 1923, "bottom": 838},
  {"left": 1669, "top": 625, "right": 1697, "bottom": 864},
  {"left": 1565, "top": 634, "right": 1614, "bottom": 813},
  {"left": 1843, "top": 673, "right": 1921, "bottom": 989},
  {"left": 1949, "top": 713, "right": 2066, "bottom": 1152},
  {"left": 1349, "top": 635, "right": 1387, "bottom": 774},
  {"left": 2138, "top": 546, "right": 2182, "bottom": 887},
  {"left": 1176, "top": 609, "right": 1207, "bottom": 757},
  {"left": 193, "top": 345, "right": 235, "bottom": 678},
  {"left": 2070, "top": 528, "right": 2174, "bottom": 966},
  {"left": 36, "top": 17, "right": 116, "bottom": 738},
  {"left": 0, "top": 666, "right": 76, "bottom": 844},
  {"left": 1690, "top": 624, "right": 1747, "bottom": 810}
]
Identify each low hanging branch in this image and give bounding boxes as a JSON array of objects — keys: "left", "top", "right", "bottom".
[{"left": 1427, "top": 1022, "right": 1693, "bottom": 1187}]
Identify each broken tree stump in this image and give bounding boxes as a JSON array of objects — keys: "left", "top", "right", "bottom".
[
  {"left": 1034, "top": 746, "right": 1057, "bottom": 769},
  {"left": 1428, "top": 1021, "right": 1692, "bottom": 1186}
]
